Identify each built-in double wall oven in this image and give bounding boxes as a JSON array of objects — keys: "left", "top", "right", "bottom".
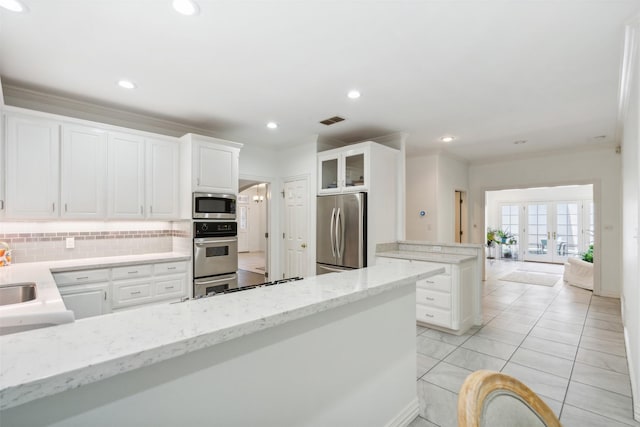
[{"left": 192, "top": 193, "right": 238, "bottom": 298}]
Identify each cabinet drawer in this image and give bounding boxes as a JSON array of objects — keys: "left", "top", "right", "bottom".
[
  {"left": 416, "top": 288, "right": 451, "bottom": 310},
  {"left": 416, "top": 304, "right": 452, "bottom": 328},
  {"left": 113, "top": 281, "right": 153, "bottom": 306},
  {"left": 416, "top": 275, "right": 451, "bottom": 293},
  {"left": 154, "top": 261, "right": 187, "bottom": 276},
  {"left": 154, "top": 276, "right": 186, "bottom": 298},
  {"left": 53, "top": 269, "right": 110, "bottom": 286},
  {"left": 112, "top": 264, "right": 153, "bottom": 280}
]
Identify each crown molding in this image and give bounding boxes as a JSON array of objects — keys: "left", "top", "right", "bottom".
[
  {"left": 1, "top": 83, "right": 221, "bottom": 139},
  {"left": 616, "top": 15, "right": 640, "bottom": 146},
  {"left": 468, "top": 144, "right": 617, "bottom": 167}
]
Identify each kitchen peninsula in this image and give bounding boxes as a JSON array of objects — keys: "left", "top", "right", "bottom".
[
  {"left": 377, "top": 241, "right": 484, "bottom": 335},
  {"left": 0, "top": 263, "right": 444, "bottom": 427}
]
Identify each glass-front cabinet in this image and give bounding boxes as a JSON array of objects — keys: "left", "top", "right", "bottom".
[{"left": 318, "top": 146, "right": 369, "bottom": 194}]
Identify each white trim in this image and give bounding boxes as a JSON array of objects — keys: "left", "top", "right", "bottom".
[
  {"left": 2, "top": 83, "right": 220, "bottom": 139},
  {"left": 469, "top": 145, "right": 617, "bottom": 167},
  {"left": 383, "top": 398, "right": 420, "bottom": 427}
]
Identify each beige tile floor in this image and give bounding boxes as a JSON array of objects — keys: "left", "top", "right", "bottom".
[
  {"left": 410, "top": 259, "right": 639, "bottom": 427},
  {"left": 238, "top": 251, "right": 265, "bottom": 274}
]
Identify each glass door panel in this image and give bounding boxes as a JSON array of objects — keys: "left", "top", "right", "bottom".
[
  {"left": 320, "top": 157, "right": 338, "bottom": 190},
  {"left": 525, "top": 204, "right": 551, "bottom": 262},
  {"left": 555, "top": 202, "right": 579, "bottom": 262},
  {"left": 344, "top": 153, "right": 365, "bottom": 188}
]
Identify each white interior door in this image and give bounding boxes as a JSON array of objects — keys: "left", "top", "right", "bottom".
[{"left": 284, "top": 178, "right": 308, "bottom": 278}]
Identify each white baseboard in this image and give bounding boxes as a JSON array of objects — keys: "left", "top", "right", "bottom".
[
  {"left": 385, "top": 398, "right": 420, "bottom": 427},
  {"left": 623, "top": 326, "right": 639, "bottom": 422}
]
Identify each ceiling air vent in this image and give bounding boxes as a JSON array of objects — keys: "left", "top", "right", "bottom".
[{"left": 319, "top": 116, "right": 345, "bottom": 126}]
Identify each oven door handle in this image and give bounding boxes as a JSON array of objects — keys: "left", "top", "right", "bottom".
[
  {"left": 194, "top": 274, "right": 237, "bottom": 285},
  {"left": 194, "top": 238, "right": 237, "bottom": 246}
]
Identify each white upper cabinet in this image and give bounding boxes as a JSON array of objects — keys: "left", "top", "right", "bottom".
[
  {"left": 193, "top": 138, "right": 239, "bottom": 194},
  {"left": 6, "top": 114, "right": 60, "bottom": 218},
  {"left": 107, "top": 132, "right": 145, "bottom": 219},
  {"left": 146, "top": 138, "right": 180, "bottom": 219},
  {"left": 61, "top": 124, "right": 108, "bottom": 218},
  {"left": 318, "top": 145, "right": 369, "bottom": 194}
]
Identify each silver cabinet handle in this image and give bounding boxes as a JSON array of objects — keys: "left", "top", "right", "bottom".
[
  {"left": 76, "top": 276, "right": 89, "bottom": 280},
  {"left": 140, "top": 206, "right": 143, "bottom": 214},
  {"left": 127, "top": 271, "right": 138, "bottom": 274},
  {"left": 131, "top": 291, "right": 142, "bottom": 295},
  {"left": 424, "top": 313, "right": 434, "bottom": 318},
  {"left": 197, "top": 178, "right": 200, "bottom": 186},
  {"left": 0, "top": 200, "right": 4, "bottom": 210},
  {"left": 167, "top": 267, "right": 177, "bottom": 270},
  {"left": 426, "top": 297, "right": 435, "bottom": 301},
  {"left": 426, "top": 280, "right": 435, "bottom": 284},
  {"left": 150, "top": 206, "right": 153, "bottom": 214},
  {"left": 64, "top": 203, "right": 68, "bottom": 212},
  {"left": 164, "top": 286, "right": 174, "bottom": 290},
  {"left": 52, "top": 202, "right": 55, "bottom": 212}
]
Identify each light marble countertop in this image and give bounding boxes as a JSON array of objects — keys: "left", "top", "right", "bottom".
[
  {"left": 377, "top": 250, "right": 477, "bottom": 264},
  {"left": 398, "top": 240, "right": 484, "bottom": 249},
  {"left": 0, "top": 262, "right": 443, "bottom": 410},
  {"left": 0, "top": 252, "right": 191, "bottom": 329}
]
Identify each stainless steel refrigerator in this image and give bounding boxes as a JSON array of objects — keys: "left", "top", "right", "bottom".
[{"left": 316, "top": 192, "right": 367, "bottom": 274}]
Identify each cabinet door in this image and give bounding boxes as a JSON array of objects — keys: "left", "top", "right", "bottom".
[
  {"left": 108, "top": 132, "right": 145, "bottom": 218},
  {"left": 342, "top": 148, "right": 368, "bottom": 192},
  {"left": 154, "top": 275, "right": 187, "bottom": 300},
  {"left": 317, "top": 153, "right": 341, "bottom": 194},
  {"left": 61, "top": 124, "right": 107, "bottom": 218},
  {"left": 193, "top": 141, "right": 238, "bottom": 194},
  {"left": 146, "top": 138, "right": 179, "bottom": 219},
  {"left": 6, "top": 114, "right": 60, "bottom": 218},
  {"left": 112, "top": 278, "right": 154, "bottom": 308},
  {"left": 60, "top": 285, "right": 109, "bottom": 319}
]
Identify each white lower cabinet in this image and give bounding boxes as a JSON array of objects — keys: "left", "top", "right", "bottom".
[
  {"left": 59, "top": 284, "right": 110, "bottom": 319},
  {"left": 53, "top": 269, "right": 111, "bottom": 320},
  {"left": 376, "top": 256, "right": 475, "bottom": 335},
  {"left": 54, "top": 260, "right": 188, "bottom": 317}
]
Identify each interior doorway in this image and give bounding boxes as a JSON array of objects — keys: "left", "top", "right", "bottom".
[
  {"left": 454, "top": 190, "right": 467, "bottom": 243},
  {"left": 283, "top": 176, "right": 309, "bottom": 279},
  {"left": 238, "top": 180, "right": 269, "bottom": 286},
  {"left": 485, "top": 185, "right": 594, "bottom": 265}
]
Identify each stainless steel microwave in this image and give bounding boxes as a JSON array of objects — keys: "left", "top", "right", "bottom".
[{"left": 192, "top": 193, "right": 236, "bottom": 219}]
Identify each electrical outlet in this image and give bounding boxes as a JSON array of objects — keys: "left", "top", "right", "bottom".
[{"left": 66, "top": 237, "right": 75, "bottom": 249}]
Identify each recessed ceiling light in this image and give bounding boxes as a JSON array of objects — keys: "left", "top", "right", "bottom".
[
  {"left": 117, "top": 80, "right": 137, "bottom": 90},
  {"left": 0, "top": 0, "right": 28, "bottom": 12},
  {"left": 347, "top": 90, "right": 361, "bottom": 99},
  {"left": 266, "top": 122, "right": 278, "bottom": 129},
  {"left": 513, "top": 140, "right": 527, "bottom": 145},
  {"left": 172, "top": 0, "right": 200, "bottom": 16},
  {"left": 440, "top": 136, "right": 455, "bottom": 142}
]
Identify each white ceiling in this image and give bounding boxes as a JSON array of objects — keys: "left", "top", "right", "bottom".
[{"left": 1, "top": 0, "right": 639, "bottom": 161}]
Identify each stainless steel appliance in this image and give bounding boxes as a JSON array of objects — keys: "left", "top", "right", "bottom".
[
  {"left": 193, "top": 192, "right": 236, "bottom": 220},
  {"left": 193, "top": 221, "right": 238, "bottom": 297},
  {"left": 316, "top": 192, "right": 367, "bottom": 275}
]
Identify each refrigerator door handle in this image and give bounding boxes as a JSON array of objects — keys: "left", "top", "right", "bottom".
[
  {"left": 330, "top": 207, "right": 336, "bottom": 257},
  {"left": 336, "top": 207, "right": 342, "bottom": 258}
]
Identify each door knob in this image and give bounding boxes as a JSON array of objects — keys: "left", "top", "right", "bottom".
[{"left": 301, "top": 243, "right": 307, "bottom": 248}]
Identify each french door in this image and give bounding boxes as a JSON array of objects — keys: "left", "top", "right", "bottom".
[{"left": 524, "top": 202, "right": 581, "bottom": 263}]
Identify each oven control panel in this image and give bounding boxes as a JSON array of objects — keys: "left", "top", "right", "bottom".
[{"left": 194, "top": 221, "right": 237, "bottom": 238}]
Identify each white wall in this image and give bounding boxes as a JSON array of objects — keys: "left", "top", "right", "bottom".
[
  {"left": 405, "top": 153, "right": 469, "bottom": 243},
  {"left": 436, "top": 155, "right": 470, "bottom": 242},
  {"left": 469, "top": 148, "right": 622, "bottom": 298},
  {"left": 406, "top": 155, "right": 438, "bottom": 241},
  {"left": 620, "top": 18, "right": 640, "bottom": 421}
]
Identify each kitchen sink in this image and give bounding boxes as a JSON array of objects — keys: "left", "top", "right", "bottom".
[{"left": 0, "top": 283, "right": 37, "bottom": 306}]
